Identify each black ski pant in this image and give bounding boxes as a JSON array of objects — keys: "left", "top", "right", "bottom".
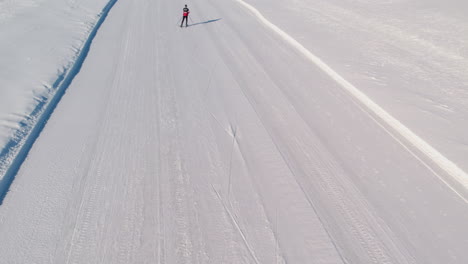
[{"left": 181, "top": 16, "right": 188, "bottom": 27}]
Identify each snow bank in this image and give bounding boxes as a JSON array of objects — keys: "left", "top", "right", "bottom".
[{"left": 0, "top": 0, "right": 109, "bottom": 175}]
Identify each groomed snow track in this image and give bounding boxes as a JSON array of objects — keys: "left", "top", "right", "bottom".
[{"left": 0, "top": 0, "right": 467, "bottom": 263}]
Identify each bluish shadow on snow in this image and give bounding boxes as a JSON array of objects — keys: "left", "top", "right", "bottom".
[
  {"left": 188, "top": 18, "right": 222, "bottom": 27},
  {"left": 0, "top": 0, "right": 119, "bottom": 205}
]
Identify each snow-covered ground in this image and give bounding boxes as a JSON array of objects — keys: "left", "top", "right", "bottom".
[
  {"left": 247, "top": 0, "right": 468, "bottom": 173},
  {"left": 0, "top": 0, "right": 109, "bottom": 174},
  {"left": 0, "top": 0, "right": 467, "bottom": 263}
]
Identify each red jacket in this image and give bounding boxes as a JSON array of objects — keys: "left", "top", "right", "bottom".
[{"left": 183, "top": 7, "right": 189, "bottom": 17}]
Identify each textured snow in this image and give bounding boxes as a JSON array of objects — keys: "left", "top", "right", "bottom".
[
  {"left": 247, "top": 0, "right": 468, "bottom": 173},
  {"left": 0, "top": 0, "right": 467, "bottom": 263},
  {"left": 0, "top": 0, "right": 108, "bottom": 159}
]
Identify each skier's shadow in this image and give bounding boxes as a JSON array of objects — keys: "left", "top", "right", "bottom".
[{"left": 189, "top": 18, "right": 222, "bottom": 27}]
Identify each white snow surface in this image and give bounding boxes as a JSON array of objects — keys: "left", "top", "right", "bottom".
[
  {"left": 0, "top": 0, "right": 468, "bottom": 263},
  {"left": 0, "top": 0, "right": 109, "bottom": 158}
]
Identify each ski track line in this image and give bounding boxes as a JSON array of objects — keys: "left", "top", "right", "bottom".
[
  {"left": 211, "top": 185, "right": 261, "bottom": 264},
  {"left": 155, "top": 3, "right": 165, "bottom": 262},
  {"left": 185, "top": 38, "right": 290, "bottom": 263},
  {"left": 0, "top": 0, "right": 119, "bottom": 205},
  {"left": 208, "top": 9, "right": 390, "bottom": 261},
  {"left": 234, "top": 0, "right": 468, "bottom": 202},
  {"left": 201, "top": 4, "right": 349, "bottom": 261},
  {"left": 230, "top": 75, "right": 349, "bottom": 264}
]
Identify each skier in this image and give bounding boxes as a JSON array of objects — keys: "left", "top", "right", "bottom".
[{"left": 180, "top": 5, "right": 190, "bottom": 27}]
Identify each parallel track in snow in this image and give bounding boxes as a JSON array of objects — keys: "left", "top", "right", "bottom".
[{"left": 1, "top": 0, "right": 467, "bottom": 263}]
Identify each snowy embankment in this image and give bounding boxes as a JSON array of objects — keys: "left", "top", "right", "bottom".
[
  {"left": 0, "top": 0, "right": 110, "bottom": 178},
  {"left": 244, "top": 0, "right": 468, "bottom": 175}
]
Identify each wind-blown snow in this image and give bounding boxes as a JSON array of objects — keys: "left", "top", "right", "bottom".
[{"left": 0, "top": 0, "right": 109, "bottom": 171}]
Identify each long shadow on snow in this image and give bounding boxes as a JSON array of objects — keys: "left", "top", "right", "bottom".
[
  {"left": 188, "top": 18, "right": 222, "bottom": 27},
  {"left": 0, "top": 0, "right": 119, "bottom": 205}
]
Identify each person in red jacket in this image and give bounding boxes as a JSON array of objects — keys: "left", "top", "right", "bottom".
[{"left": 181, "top": 5, "right": 190, "bottom": 27}]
